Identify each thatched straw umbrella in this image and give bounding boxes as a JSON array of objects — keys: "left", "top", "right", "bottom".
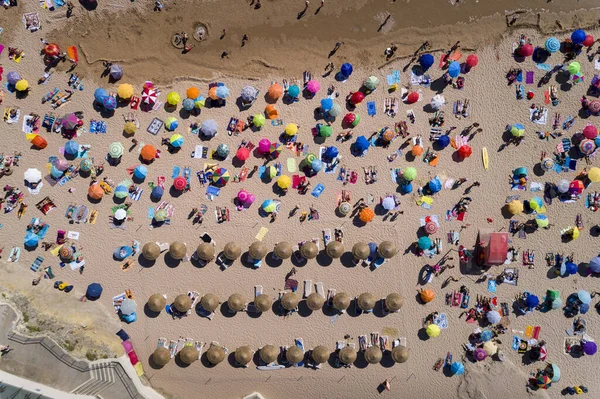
[
  {"left": 260, "top": 345, "right": 279, "bottom": 364},
  {"left": 357, "top": 292, "right": 376, "bottom": 311},
  {"left": 300, "top": 241, "right": 318, "bottom": 259},
  {"left": 326, "top": 241, "right": 344, "bottom": 259},
  {"left": 333, "top": 292, "right": 351, "bottom": 311},
  {"left": 364, "top": 346, "right": 382, "bottom": 364},
  {"left": 147, "top": 294, "right": 166, "bottom": 313},
  {"left": 352, "top": 242, "right": 370, "bottom": 260},
  {"left": 206, "top": 344, "right": 226, "bottom": 365},
  {"left": 152, "top": 347, "right": 170, "bottom": 366},
  {"left": 196, "top": 242, "right": 215, "bottom": 262},
  {"left": 249, "top": 241, "right": 267, "bottom": 260},
  {"left": 378, "top": 241, "right": 397, "bottom": 259},
  {"left": 173, "top": 294, "right": 192, "bottom": 313},
  {"left": 274, "top": 242, "right": 293, "bottom": 259},
  {"left": 306, "top": 293, "right": 325, "bottom": 311},
  {"left": 311, "top": 346, "right": 330, "bottom": 364},
  {"left": 179, "top": 346, "right": 199, "bottom": 365},
  {"left": 228, "top": 293, "right": 246, "bottom": 312},
  {"left": 142, "top": 242, "right": 160, "bottom": 261},
  {"left": 254, "top": 294, "right": 272, "bottom": 312},
  {"left": 286, "top": 346, "right": 304, "bottom": 364},
  {"left": 169, "top": 241, "right": 186, "bottom": 260},
  {"left": 385, "top": 293, "right": 404, "bottom": 312},
  {"left": 281, "top": 292, "right": 300, "bottom": 310},
  {"left": 235, "top": 346, "right": 254, "bottom": 366},
  {"left": 200, "top": 293, "right": 219, "bottom": 312},
  {"left": 223, "top": 242, "right": 242, "bottom": 261},
  {"left": 391, "top": 345, "right": 409, "bottom": 363},
  {"left": 339, "top": 346, "right": 356, "bottom": 365}
]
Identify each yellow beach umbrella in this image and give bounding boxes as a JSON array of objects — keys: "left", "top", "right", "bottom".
[
  {"left": 123, "top": 122, "right": 137, "bottom": 135},
  {"left": 277, "top": 175, "right": 291, "bottom": 189},
  {"left": 117, "top": 83, "right": 134, "bottom": 99},
  {"left": 15, "top": 79, "right": 29, "bottom": 92},
  {"left": 507, "top": 200, "right": 524, "bottom": 215},
  {"left": 589, "top": 167, "right": 600, "bottom": 183},
  {"left": 167, "top": 91, "right": 181, "bottom": 105},
  {"left": 285, "top": 123, "right": 298, "bottom": 136},
  {"left": 426, "top": 324, "right": 440, "bottom": 338}
]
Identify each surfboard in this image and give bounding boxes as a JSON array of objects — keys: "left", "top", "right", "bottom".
[{"left": 482, "top": 147, "right": 489, "bottom": 171}]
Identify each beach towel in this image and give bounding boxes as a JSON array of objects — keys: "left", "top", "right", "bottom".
[
  {"left": 525, "top": 71, "right": 534, "bottom": 84},
  {"left": 286, "top": 158, "right": 297, "bottom": 173},
  {"left": 23, "top": 12, "right": 41, "bottom": 32},
  {"left": 536, "top": 63, "right": 552, "bottom": 71},
  {"left": 171, "top": 166, "right": 180, "bottom": 178},
  {"left": 516, "top": 71, "right": 522, "bottom": 82},
  {"left": 255, "top": 227, "right": 268, "bottom": 241},
  {"left": 311, "top": 183, "right": 325, "bottom": 198},
  {"left": 529, "top": 108, "right": 548, "bottom": 125},
  {"left": 367, "top": 101, "right": 376, "bottom": 116},
  {"left": 595, "top": 59, "right": 600, "bottom": 70},
  {"left": 147, "top": 118, "right": 163, "bottom": 135},
  {"left": 129, "top": 187, "right": 143, "bottom": 201}
]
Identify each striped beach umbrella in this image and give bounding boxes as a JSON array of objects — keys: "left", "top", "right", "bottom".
[
  {"left": 169, "top": 134, "right": 184, "bottom": 148},
  {"left": 108, "top": 142, "right": 124, "bottom": 158},
  {"left": 212, "top": 167, "right": 230, "bottom": 186}
]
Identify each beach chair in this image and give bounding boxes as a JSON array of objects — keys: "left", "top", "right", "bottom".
[
  {"left": 315, "top": 282, "right": 324, "bottom": 298},
  {"left": 326, "top": 289, "right": 336, "bottom": 307},
  {"left": 322, "top": 229, "right": 332, "bottom": 246},
  {"left": 168, "top": 340, "right": 178, "bottom": 358},
  {"left": 303, "top": 280, "right": 312, "bottom": 298},
  {"left": 294, "top": 338, "right": 305, "bottom": 367}
]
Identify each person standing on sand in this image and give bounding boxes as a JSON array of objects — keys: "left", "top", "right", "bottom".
[{"left": 242, "top": 34, "right": 248, "bottom": 47}]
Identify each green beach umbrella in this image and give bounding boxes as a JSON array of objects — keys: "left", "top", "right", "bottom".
[
  {"left": 567, "top": 62, "right": 581, "bottom": 75},
  {"left": 510, "top": 124, "right": 525, "bottom": 137},
  {"left": 535, "top": 214, "right": 549, "bottom": 228},
  {"left": 403, "top": 167, "right": 417, "bottom": 182},
  {"left": 329, "top": 103, "right": 342, "bottom": 117},
  {"left": 365, "top": 76, "right": 379, "bottom": 90},
  {"left": 108, "top": 142, "right": 124, "bottom": 158},
  {"left": 194, "top": 96, "right": 206, "bottom": 108},
  {"left": 154, "top": 209, "right": 168, "bottom": 222},
  {"left": 253, "top": 114, "right": 266, "bottom": 127},
  {"left": 319, "top": 125, "right": 333, "bottom": 138}
]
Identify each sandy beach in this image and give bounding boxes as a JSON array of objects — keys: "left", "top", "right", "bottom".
[{"left": 1, "top": 1, "right": 600, "bottom": 399}]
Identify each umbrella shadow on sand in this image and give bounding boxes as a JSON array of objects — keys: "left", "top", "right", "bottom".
[{"left": 143, "top": 304, "right": 161, "bottom": 319}]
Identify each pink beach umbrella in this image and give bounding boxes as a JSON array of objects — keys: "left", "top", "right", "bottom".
[
  {"left": 245, "top": 193, "right": 256, "bottom": 205},
  {"left": 54, "top": 159, "right": 69, "bottom": 171},
  {"left": 579, "top": 139, "right": 596, "bottom": 155},
  {"left": 425, "top": 221, "right": 438, "bottom": 235},
  {"left": 583, "top": 125, "right": 598, "bottom": 140},
  {"left": 473, "top": 348, "right": 487, "bottom": 361},
  {"left": 258, "top": 138, "right": 271, "bottom": 154},
  {"left": 238, "top": 190, "right": 249, "bottom": 203},
  {"left": 306, "top": 80, "right": 320, "bottom": 94}
]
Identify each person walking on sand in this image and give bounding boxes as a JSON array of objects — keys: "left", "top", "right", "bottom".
[{"left": 241, "top": 34, "right": 249, "bottom": 47}]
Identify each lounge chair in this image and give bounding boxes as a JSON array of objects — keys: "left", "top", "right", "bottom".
[
  {"left": 197, "top": 304, "right": 215, "bottom": 320},
  {"left": 303, "top": 280, "right": 312, "bottom": 298},
  {"left": 217, "top": 253, "right": 234, "bottom": 270},
  {"left": 157, "top": 337, "right": 168, "bottom": 349},
  {"left": 322, "top": 229, "right": 332, "bottom": 246},
  {"left": 195, "top": 341, "right": 205, "bottom": 359},
  {"left": 358, "top": 335, "right": 367, "bottom": 351},
  {"left": 295, "top": 338, "right": 305, "bottom": 367},
  {"left": 315, "top": 282, "right": 325, "bottom": 298},
  {"left": 326, "top": 289, "right": 336, "bottom": 307},
  {"left": 168, "top": 340, "right": 178, "bottom": 358}
]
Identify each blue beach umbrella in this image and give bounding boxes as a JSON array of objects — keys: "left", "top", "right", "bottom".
[
  {"left": 94, "top": 88, "right": 108, "bottom": 103},
  {"left": 418, "top": 236, "right": 432, "bottom": 250},
  {"left": 102, "top": 96, "right": 117, "bottom": 110},
  {"left": 151, "top": 186, "right": 164, "bottom": 199},
  {"left": 24, "top": 232, "right": 39, "bottom": 247},
  {"left": 419, "top": 54, "right": 434, "bottom": 70},
  {"left": 400, "top": 182, "right": 413, "bottom": 194},
  {"left": 561, "top": 261, "right": 578, "bottom": 276},
  {"left": 311, "top": 159, "right": 323, "bottom": 172},
  {"left": 114, "top": 185, "right": 129, "bottom": 199},
  {"left": 571, "top": 29, "right": 586, "bottom": 45},
  {"left": 340, "top": 62, "right": 353, "bottom": 78},
  {"left": 182, "top": 98, "right": 195, "bottom": 111},
  {"left": 288, "top": 85, "right": 300, "bottom": 98},
  {"left": 578, "top": 290, "right": 591, "bottom": 304},
  {"left": 323, "top": 146, "right": 339, "bottom": 160},
  {"left": 134, "top": 165, "right": 148, "bottom": 180},
  {"left": 450, "top": 361, "right": 464, "bottom": 375},
  {"left": 201, "top": 119, "right": 218, "bottom": 137},
  {"left": 354, "top": 136, "right": 370, "bottom": 153},
  {"left": 428, "top": 177, "right": 442, "bottom": 194},
  {"left": 525, "top": 294, "right": 539, "bottom": 308},
  {"left": 437, "top": 135, "right": 450, "bottom": 149},
  {"left": 216, "top": 86, "right": 229, "bottom": 99},
  {"left": 86, "top": 283, "right": 103, "bottom": 300},
  {"left": 448, "top": 62, "right": 461, "bottom": 78},
  {"left": 481, "top": 330, "right": 493, "bottom": 342},
  {"left": 545, "top": 37, "right": 560, "bottom": 53},
  {"left": 320, "top": 98, "right": 333, "bottom": 112},
  {"left": 589, "top": 257, "right": 600, "bottom": 273},
  {"left": 50, "top": 165, "right": 63, "bottom": 179},
  {"left": 65, "top": 140, "right": 79, "bottom": 156}
]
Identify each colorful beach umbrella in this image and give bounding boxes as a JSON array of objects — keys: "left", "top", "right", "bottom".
[
  {"left": 108, "top": 142, "right": 124, "bottom": 158},
  {"left": 173, "top": 176, "right": 187, "bottom": 191},
  {"left": 343, "top": 113, "right": 360, "bottom": 126},
  {"left": 134, "top": 165, "right": 147, "bottom": 179},
  {"left": 114, "top": 185, "right": 129, "bottom": 199},
  {"left": 64, "top": 140, "right": 79, "bottom": 156},
  {"left": 212, "top": 168, "right": 230, "bottom": 186},
  {"left": 169, "top": 134, "right": 184, "bottom": 148},
  {"left": 79, "top": 159, "right": 92, "bottom": 172},
  {"left": 569, "top": 180, "right": 584, "bottom": 195},
  {"left": 182, "top": 98, "right": 194, "bottom": 111},
  {"left": 579, "top": 139, "right": 595, "bottom": 155},
  {"left": 545, "top": 37, "right": 560, "bottom": 53},
  {"left": 535, "top": 214, "right": 549, "bottom": 228},
  {"left": 510, "top": 124, "right": 525, "bottom": 137},
  {"left": 583, "top": 35, "right": 595, "bottom": 47},
  {"left": 382, "top": 197, "right": 395, "bottom": 211},
  {"left": 165, "top": 117, "right": 179, "bottom": 131},
  {"left": 240, "top": 85, "right": 258, "bottom": 103},
  {"left": 556, "top": 179, "right": 570, "bottom": 193},
  {"left": 44, "top": 43, "right": 60, "bottom": 56},
  {"left": 194, "top": 96, "right": 206, "bottom": 109},
  {"left": 338, "top": 202, "right": 351, "bottom": 216},
  {"left": 141, "top": 87, "right": 157, "bottom": 107},
  {"left": 100, "top": 95, "right": 116, "bottom": 110},
  {"left": 541, "top": 157, "right": 554, "bottom": 171},
  {"left": 88, "top": 184, "right": 104, "bottom": 200},
  {"left": 269, "top": 143, "right": 282, "bottom": 158}
]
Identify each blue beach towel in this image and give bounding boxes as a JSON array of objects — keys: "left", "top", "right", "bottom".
[{"left": 367, "top": 101, "right": 376, "bottom": 116}]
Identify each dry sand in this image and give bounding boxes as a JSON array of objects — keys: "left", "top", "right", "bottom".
[{"left": 1, "top": 1, "right": 600, "bottom": 399}]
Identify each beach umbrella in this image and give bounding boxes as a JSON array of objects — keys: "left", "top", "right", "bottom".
[
  {"left": 320, "top": 98, "right": 333, "bottom": 112},
  {"left": 240, "top": 85, "right": 258, "bottom": 103},
  {"left": 142, "top": 242, "right": 160, "bottom": 260},
  {"left": 147, "top": 294, "right": 166, "bottom": 312},
  {"left": 583, "top": 35, "right": 594, "bottom": 47},
  {"left": 141, "top": 87, "right": 157, "bottom": 107},
  {"left": 312, "top": 346, "right": 330, "bottom": 364},
  {"left": 79, "top": 159, "right": 92, "bottom": 173},
  {"left": 378, "top": 241, "right": 397, "bottom": 259},
  {"left": 425, "top": 221, "right": 438, "bottom": 235},
  {"left": 359, "top": 207, "right": 375, "bottom": 223},
  {"left": 426, "top": 324, "right": 440, "bottom": 338},
  {"left": 281, "top": 292, "right": 300, "bottom": 310},
  {"left": 351, "top": 242, "right": 370, "bottom": 260},
  {"left": 535, "top": 214, "right": 549, "bottom": 228},
  {"left": 385, "top": 293, "right": 404, "bottom": 312},
  {"left": 261, "top": 199, "right": 277, "bottom": 213},
  {"left": 86, "top": 283, "right": 103, "bottom": 300},
  {"left": 274, "top": 242, "right": 293, "bottom": 260},
  {"left": 300, "top": 241, "right": 318, "bottom": 259},
  {"left": 179, "top": 346, "right": 198, "bottom": 365},
  {"left": 481, "top": 330, "right": 493, "bottom": 342},
  {"left": 24, "top": 232, "right": 39, "bottom": 247},
  {"left": 483, "top": 341, "right": 497, "bottom": 356},
  {"left": 587, "top": 99, "right": 600, "bottom": 115},
  {"left": 249, "top": 241, "right": 268, "bottom": 260},
  {"left": 254, "top": 294, "right": 272, "bottom": 312},
  {"left": 528, "top": 196, "right": 544, "bottom": 213},
  {"left": 182, "top": 98, "right": 194, "bottom": 111},
  {"left": 131, "top": 165, "right": 147, "bottom": 180},
  {"left": 140, "top": 144, "right": 156, "bottom": 162},
  {"left": 117, "top": 84, "right": 134, "bottom": 100},
  {"left": 551, "top": 297, "right": 562, "bottom": 309},
  {"left": 260, "top": 345, "right": 279, "bottom": 364},
  {"left": 200, "top": 293, "right": 219, "bottom": 312},
  {"left": 213, "top": 143, "right": 229, "bottom": 159},
  {"left": 583, "top": 125, "right": 598, "bottom": 139},
  {"left": 223, "top": 242, "right": 241, "bottom": 261},
  {"left": 88, "top": 184, "right": 104, "bottom": 200},
  {"left": 114, "top": 185, "right": 129, "bottom": 199},
  {"left": 120, "top": 298, "right": 136, "bottom": 316},
  {"left": 430, "top": 94, "right": 445, "bottom": 111},
  {"left": 536, "top": 374, "right": 551, "bottom": 389},
  {"left": 185, "top": 87, "right": 200, "bottom": 100},
  {"left": 547, "top": 363, "right": 561, "bottom": 382},
  {"left": 306, "top": 292, "right": 325, "bottom": 311},
  {"left": 507, "top": 200, "right": 523, "bottom": 215},
  {"left": 518, "top": 43, "right": 533, "bottom": 57},
  {"left": 236, "top": 147, "right": 250, "bottom": 161},
  {"left": 556, "top": 179, "right": 570, "bottom": 193},
  {"left": 419, "top": 54, "right": 434, "bottom": 70},
  {"left": 333, "top": 292, "right": 351, "bottom": 311},
  {"left": 62, "top": 113, "right": 80, "bottom": 130},
  {"left": 151, "top": 186, "right": 163, "bottom": 199},
  {"left": 406, "top": 91, "right": 420, "bottom": 104},
  {"left": 578, "top": 290, "right": 591, "bottom": 304},
  {"left": 284, "top": 123, "right": 298, "bottom": 137},
  {"left": 319, "top": 125, "right": 333, "bottom": 138},
  {"left": 589, "top": 256, "right": 600, "bottom": 273},
  {"left": 323, "top": 147, "right": 339, "bottom": 161},
  {"left": 411, "top": 144, "right": 423, "bottom": 156},
  {"left": 510, "top": 124, "right": 525, "bottom": 137},
  {"left": 166, "top": 91, "right": 181, "bottom": 105},
  {"left": 168, "top": 134, "right": 183, "bottom": 148},
  {"left": 420, "top": 289, "right": 435, "bottom": 303},
  {"left": 583, "top": 341, "right": 597, "bottom": 356},
  {"left": 152, "top": 347, "right": 170, "bottom": 366},
  {"left": 258, "top": 138, "right": 271, "bottom": 153},
  {"left": 196, "top": 242, "right": 215, "bottom": 262},
  {"left": 270, "top": 143, "right": 282, "bottom": 159},
  {"left": 212, "top": 167, "right": 230, "bottom": 186},
  {"left": 169, "top": 242, "right": 186, "bottom": 260},
  {"left": 94, "top": 87, "right": 108, "bottom": 103},
  {"left": 216, "top": 86, "right": 230, "bottom": 99},
  {"left": 391, "top": 346, "right": 408, "bottom": 363},
  {"left": 275, "top": 175, "right": 292, "bottom": 190},
  {"left": 458, "top": 145, "right": 472, "bottom": 158},
  {"left": 579, "top": 139, "right": 595, "bottom": 155},
  {"left": 448, "top": 62, "right": 461, "bottom": 78},
  {"left": 569, "top": 180, "right": 584, "bottom": 195},
  {"left": 357, "top": 293, "right": 376, "bottom": 311},
  {"left": 288, "top": 84, "right": 300, "bottom": 98},
  {"left": 173, "top": 294, "right": 192, "bottom": 313},
  {"left": 525, "top": 294, "right": 539, "bottom": 308},
  {"left": 235, "top": 346, "right": 254, "bottom": 366},
  {"left": 560, "top": 261, "right": 577, "bottom": 276},
  {"left": 403, "top": 167, "right": 417, "bottom": 182},
  {"left": 365, "top": 346, "right": 382, "bottom": 364},
  {"left": 337, "top": 202, "right": 351, "bottom": 216},
  {"left": 54, "top": 159, "right": 68, "bottom": 171},
  {"left": 173, "top": 176, "right": 187, "bottom": 191},
  {"left": 206, "top": 345, "right": 226, "bottom": 365},
  {"left": 339, "top": 347, "right": 357, "bottom": 365},
  {"left": 164, "top": 117, "right": 178, "bottom": 131},
  {"left": 340, "top": 62, "right": 353, "bottom": 78},
  {"left": 64, "top": 141, "right": 80, "bottom": 158},
  {"left": 364, "top": 76, "right": 379, "bottom": 90},
  {"left": 121, "top": 122, "right": 136, "bottom": 136},
  {"left": 153, "top": 209, "right": 168, "bottom": 222},
  {"left": 466, "top": 54, "right": 479, "bottom": 68},
  {"left": 349, "top": 91, "right": 365, "bottom": 105},
  {"left": 451, "top": 361, "right": 464, "bottom": 375},
  {"left": 486, "top": 310, "right": 501, "bottom": 324},
  {"left": 108, "top": 142, "right": 124, "bottom": 159},
  {"left": 572, "top": 29, "right": 586, "bottom": 45},
  {"left": 249, "top": 113, "right": 265, "bottom": 129},
  {"left": 109, "top": 64, "right": 123, "bottom": 80},
  {"left": 228, "top": 293, "right": 246, "bottom": 312},
  {"left": 568, "top": 61, "right": 581, "bottom": 75},
  {"left": 15, "top": 79, "right": 28, "bottom": 92},
  {"left": 329, "top": 103, "right": 342, "bottom": 117},
  {"left": 428, "top": 177, "right": 442, "bottom": 194},
  {"left": 473, "top": 348, "right": 487, "bottom": 361},
  {"left": 545, "top": 37, "right": 560, "bottom": 53},
  {"left": 29, "top": 134, "right": 48, "bottom": 149},
  {"left": 311, "top": 159, "right": 323, "bottom": 172},
  {"left": 7, "top": 71, "right": 21, "bottom": 86},
  {"left": 541, "top": 157, "right": 554, "bottom": 171},
  {"left": 343, "top": 113, "right": 360, "bottom": 127},
  {"left": 418, "top": 236, "right": 432, "bottom": 250},
  {"left": 306, "top": 80, "right": 320, "bottom": 94}
]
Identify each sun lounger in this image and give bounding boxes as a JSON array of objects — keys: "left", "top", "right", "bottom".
[
  {"left": 303, "top": 280, "right": 312, "bottom": 298},
  {"left": 322, "top": 229, "right": 332, "bottom": 246},
  {"left": 326, "top": 289, "right": 336, "bottom": 307},
  {"left": 195, "top": 342, "right": 205, "bottom": 358},
  {"left": 315, "top": 282, "right": 324, "bottom": 298},
  {"left": 168, "top": 340, "right": 178, "bottom": 358},
  {"left": 294, "top": 338, "right": 305, "bottom": 367}
]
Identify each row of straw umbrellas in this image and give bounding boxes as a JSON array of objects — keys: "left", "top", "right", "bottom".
[
  {"left": 147, "top": 292, "right": 405, "bottom": 314},
  {"left": 152, "top": 341, "right": 409, "bottom": 367},
  {"left": 141, "top": 240, "right": 398, "bottom": 262}
]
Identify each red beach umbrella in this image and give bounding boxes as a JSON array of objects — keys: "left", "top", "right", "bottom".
[
  {"left": 406, "top": 92, "right": 419, "bottom": 104},
  {"left": 173, "top": 176, "right": 187, "bottom": 191},
  {"left": 466, "top": 54, "right": 479, "bottom": 67},
  {"left": 583, "top": 125, "right": 598, "bottom": 139},
  {"left": 236, "top": 147, "right": 250, "bottom": 161},
  {"left": 458, "top": 145, "right": 472, "bottom": 158},
  {"left": 425, "top": 221, "right": 438, "bottom": 235},
  {"left": 141, "top": 87, "right": 157, "bottom": 107},
  {"left": 518, "top": 44, "right": 533, "bottom": 57},
  {"left": 349, "top": 91, "right": 364, "bottom": 105},
  {"left": 44, "top": 43, "right": 60, "bottom": 57},
  {"left": 583, "top": 35, "right": 594, "bottom": 47}
]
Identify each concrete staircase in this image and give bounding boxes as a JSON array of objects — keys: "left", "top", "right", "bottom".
[{"left": 70, "top": 361, "right": 115, "bottom": 396}]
